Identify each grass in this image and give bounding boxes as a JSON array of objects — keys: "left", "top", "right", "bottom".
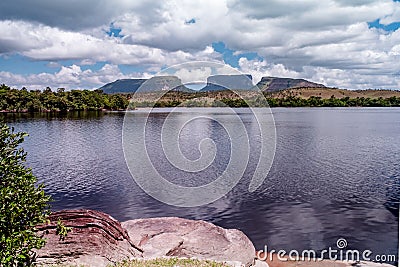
[
  {"left": 39, "top": 257, "right": 232, "bottom": 267},
  {"left": 110, "top": 258, "right": 231, "bottom": 267}
]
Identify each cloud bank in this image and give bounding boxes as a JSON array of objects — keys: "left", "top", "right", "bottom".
[{"left": 0, "top": 0, "right": 399, "bottom": 90}]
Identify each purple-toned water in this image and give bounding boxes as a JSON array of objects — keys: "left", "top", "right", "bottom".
[{"left": 3, "top": 107, "right": 399, "bottom": 263}]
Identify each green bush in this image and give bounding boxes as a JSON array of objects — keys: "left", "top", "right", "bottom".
[{"left": 0, "top": 123, "right": 51, "bottom": 266}]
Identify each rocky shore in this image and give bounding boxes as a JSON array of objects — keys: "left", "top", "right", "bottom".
[{"left": 35, "top": 209, "right": 395, "bottom": 267}]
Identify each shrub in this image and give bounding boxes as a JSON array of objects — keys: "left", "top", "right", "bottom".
[{"left": 0, "top": 123, "right": 51, "bottom": 266}]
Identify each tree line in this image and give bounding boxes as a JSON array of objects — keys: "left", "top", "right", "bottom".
[
  {"left": 1, "top": 84, "right": 400, "bottom": 112},
  {"left": 0, "top": 84, "right": 130, "bottom": 112},
  {"left": 136, "top": 95, "right": 400, "bottom": 108},
  {"left": 264, "top": 95, "right": 400, "bottom": 107}
]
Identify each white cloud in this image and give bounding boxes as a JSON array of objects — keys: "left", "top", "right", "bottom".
[
  {"left": 380, "top": 4, "right": 400, "bottom": 25},
  {"left": 0, "top": 0, "right": 400, "bottom": 89},
  {"left": 238, "top": 57, "right": 301, "bottom": 84},
  {"left": 307, "top": 66, "right": 400, "bottom": 89},
  {"left": 46, "top": 62, "right": 60, "bottom": 68},
  {"left": 0, "top": 20, "right": 221, "bottom": 67},
  {"left": 170, "top": 61, "right": 242, "bottom": 85},
  {"left": 239, "top": 57, "right": 400, "bottom": 90},
  {"left": 174, "top": 67, "right": 213, "bottom": 84},
  {"left": 0, "top": 0, "right": 162, "bottom": 30},
  {"left": 0, "top": 64, "right": 135, "bottom": 90},
  {"left": 80, "top": 59, "right": 97, "bottom": 66}
]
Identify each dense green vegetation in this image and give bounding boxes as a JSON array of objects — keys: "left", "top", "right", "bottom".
[
  {"left": 136, "top": 95, "right": 400, "bottom": 108},
  {"left": 0, "top": 123, "right": 51, "bottom": 266},
  {"left": 265, "top": 95, "right": 400, "bottom": 107},
  {"left": 0, "top": 84, "right": 130, "bottom": 112},
  {"left": 1, "top": 84, "right": 400, "bottom": 112}
]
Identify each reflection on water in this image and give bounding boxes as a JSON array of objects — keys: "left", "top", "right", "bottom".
[{"left": 2, "top": 108, "right": 399, "bottom": 262}]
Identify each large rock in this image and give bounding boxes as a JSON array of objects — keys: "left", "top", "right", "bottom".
[
  {"left": 33, "top": 210, "right": 394, "bottom": 267},
  {"left": 122, "top": 217, "right": 256, "bottom": 267},
  {"left": 35, "top": 209, "right": 142, "bottom": 267}
]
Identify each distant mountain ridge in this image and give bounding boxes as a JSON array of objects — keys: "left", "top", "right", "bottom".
[
  {"left": 99, "top": 76, "right": 191, "bottom": 94},
  {"left": 99, "top": 79, "right": 146, "bottom": 94},
  {"left": 200, "top": 74, "right": 253, "bottom": 91},
  {"left": 99, "top": 75, "right": 325, "bottom": 93},
  {"left": 256, "top": 77, "right": 325, "bottom": 92}
]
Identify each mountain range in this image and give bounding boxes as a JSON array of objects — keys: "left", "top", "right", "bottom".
[{"left": 99, "top": 75, "right": 325, "bottom": 94}]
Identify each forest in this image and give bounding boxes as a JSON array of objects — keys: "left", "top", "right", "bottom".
[
  {"left": 1, "top": 84, "right": 400, "bottom": 112},
  {"left": 0, "top": 84, "right": 129, "bottom": 112}
]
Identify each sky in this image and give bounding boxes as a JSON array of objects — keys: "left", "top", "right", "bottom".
[{"left": 0, "top": 0, "right": 400, "bottom": 90}]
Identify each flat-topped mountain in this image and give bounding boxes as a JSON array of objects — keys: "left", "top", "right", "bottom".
[
  {"left": 200, "top": 74, "right": 253, "bottom": 91},
  {"left": 140, "top": 76, "right": 190, "bottom": 92},
  {"left": 99, "top": 79, "right": 147, "bottom": 94},
  {"left": 99, "top": 75, "right": 326, "bottom": 93},
  {"left": 99, "top": 76, "right": 190, "bottom": 93},
  {"left": 256, "top": 77, "right": 325, "bottom": 92}
]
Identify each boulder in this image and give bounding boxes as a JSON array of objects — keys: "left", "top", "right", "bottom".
[
  {"left": 122, "top": 217, "right": 256, "bottom": 267},
  {"left": 35, "top": 209, "right": 142, "bottom": 267},
  {"left": 33, "top": 210, "right": 394, "bottom": 267}
]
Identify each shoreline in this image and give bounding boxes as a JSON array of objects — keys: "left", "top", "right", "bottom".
[
  {"left": 35, "top": 209, "right": 397, "bottom": 267},
  {"left": 1, "top": 105, "right": 400, "bottom": 114}
]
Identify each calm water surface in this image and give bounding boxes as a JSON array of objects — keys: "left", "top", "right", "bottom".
[{"left": 2, "top": 108, "right": 399, "bottom": 261}]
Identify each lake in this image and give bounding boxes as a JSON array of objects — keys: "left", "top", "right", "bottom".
[{"left": 2, "top": 108, "right": 399, "bottom": 261}]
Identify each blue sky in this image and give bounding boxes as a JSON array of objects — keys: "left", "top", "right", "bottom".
[
  {"left": 0, "top": 0, "right": 400, "bottom": 90},
  {"left": 368, "top": 19, "right": 400, "bottom": 31},
  {"left": 0, "top": 42, "right": 261, "bottom": 75},
  {"left": 211, "top": 42, "right": 262, "bottom": 68}
]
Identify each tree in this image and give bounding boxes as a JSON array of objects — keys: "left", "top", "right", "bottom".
[{"left": 0, "top": 123, "right": 51, "bottom": 266}]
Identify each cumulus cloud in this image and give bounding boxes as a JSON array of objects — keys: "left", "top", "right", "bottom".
[
  {"left": 0, "top": 64, "right": 134, "bottom": 90},
  {"left": 380, "top": 4, "right": 400, "bottom": 24},
  {"left": 0, "top": 0, "right": 160, "bottom": 30},
  {"left": 169, "top": 62, "right": 242, "bottom": 85},
  {"left": 174, "top": 67, "right": 213, "bottom": 84},
  {"left": 0, "top": 20, "right": 221, "bottom": 67},
  {"left": 0, "top": 0, "right": 400, "bottom": 89},
  {"left": 238, "top": 58, "right": 301, "bottom": 83},
  {"left": 239, "top": 57, "right": 400, "bottom": 90}
]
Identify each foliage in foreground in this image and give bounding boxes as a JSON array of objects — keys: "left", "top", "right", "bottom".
[
  {"left": 0, "top": 123, "right": 51, "bottom": 266},
  {"left": 110, "top": 258, "right": 230, "bottom": 267}
]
